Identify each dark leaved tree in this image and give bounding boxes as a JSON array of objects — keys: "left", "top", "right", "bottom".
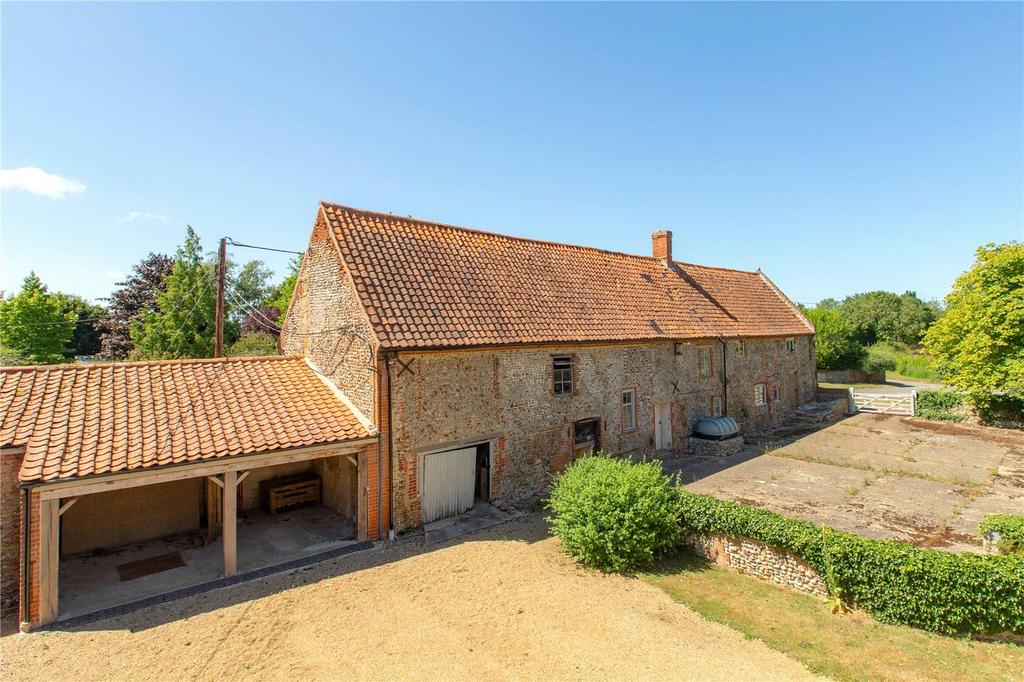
[{"left": 98, "top": 253, "right": 174, "bottom": 360}]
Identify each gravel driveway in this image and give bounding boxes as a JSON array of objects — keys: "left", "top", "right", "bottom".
[{"left": 0, "top": 515, "right": 814, "bottom": 681}]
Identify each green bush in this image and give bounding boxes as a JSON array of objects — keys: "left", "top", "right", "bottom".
[
  {"left": 862, "top": 342, "right": 939, "bottom": 380},
  {"left": 861, "top": 344, "right": 897, "bottom": 374},
  {"left": 916, "top": 390, "right": 967, "bottom": 422},
  {"left": 979, "top": 515, "right": 1024, "bottom": 555},
  {"left": 677, "top": 491, "right": 1024, "bottom": 636},
  {"left": 548, "top": 455, "right": 681, "bottom": 572}
]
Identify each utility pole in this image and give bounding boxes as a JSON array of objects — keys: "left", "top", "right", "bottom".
[{"left": 215, "top": 237, "right": 226, "bottom": 358}]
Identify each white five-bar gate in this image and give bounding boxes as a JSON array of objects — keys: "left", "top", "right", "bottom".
[{"left": 851, "top": 390, "right": 917, "bottom": 416}]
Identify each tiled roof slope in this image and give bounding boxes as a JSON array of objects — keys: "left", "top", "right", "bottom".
[
  {"left": 1, "top": 356, "right": 372, "bottom": 484},
  {"left": 321, "top": 202, "right": 813, "bottom": 349}
]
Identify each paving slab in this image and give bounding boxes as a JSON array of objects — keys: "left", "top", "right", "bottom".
[{"left": 670, "top": 414, "right": 1023, "bottom": 553}]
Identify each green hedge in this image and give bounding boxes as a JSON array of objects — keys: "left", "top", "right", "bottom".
[
  {"left": 678, "top": 491, "right": 1024, "bottom": 636},
  {"left": 915, "top": 389, "right": 967, "bottom": 422},
  {"left": 979, "top": 514, "right": 1024, "bottom": 555}
]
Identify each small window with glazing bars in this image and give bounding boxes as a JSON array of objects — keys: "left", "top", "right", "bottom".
[{"left": 553, "top": 355, "right": 574, "bottom": 395}]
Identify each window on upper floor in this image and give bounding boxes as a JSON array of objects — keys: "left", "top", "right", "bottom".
[
  {"left": 734, "top": 340, "right": 744, "bottom": 357},
  {"left": 553, "top": 355, "right": 574, "bottom": 395},
  {"left": 712, "top": 396, "right": 723, "bottom": 417},
  {"left": 699, "top": 346, "right": 713, "bottom": 378},
  {"left": 621, "top": 390, "right": 636, "bottom": 432},
  {"left": 786, "top": 338, "right": 795, "bottom": 353},
  {"left": 772, "top": 386, "right": 780, "bottom": 402},
  {"left": 754, "top": 383, "right": 767, "bottom": 406}
]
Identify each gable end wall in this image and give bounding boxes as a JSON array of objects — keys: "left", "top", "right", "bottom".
[{"left": 281, "top": 214, "right": 377, "bottom": 418}]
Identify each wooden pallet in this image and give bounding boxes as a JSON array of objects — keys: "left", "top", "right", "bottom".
[{"left": 260, "top": 472, "right": 322, "bottom": 515}]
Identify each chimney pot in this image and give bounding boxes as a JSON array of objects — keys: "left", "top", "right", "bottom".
[{"left": 652, "top": 230, "right": 672, "bottom": 263}]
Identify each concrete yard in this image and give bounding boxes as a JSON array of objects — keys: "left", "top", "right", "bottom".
[
  {"left": 0, "top": 515, "right": 814, "bottom": 681},
  {"left": 669, "top": 413, "right": 1024, "bottom": 552}
]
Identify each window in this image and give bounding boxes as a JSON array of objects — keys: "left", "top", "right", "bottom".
[
  {"left": 785, "top": 338, "right": 795, "bottom": 353},
  {"left": 553, "top": 355, "right": 573, "bottom": 395},
  {"left": 712, "top": 396, "right": 723, "bottom": 417},
  {"left": 754, "top": 384, "right": 767, "bottom": 406},
  {"left": 698, "top": 346, "right": 713, "bottom": 377},
  {"left": 621, "top": 390, "right": 636, "bottom": 432},
  {"left": 772, "top": 386, "right": 780, "bottom": 402},
  {"left": 734, "top": 340, "right": 744, "bottom": 357}
]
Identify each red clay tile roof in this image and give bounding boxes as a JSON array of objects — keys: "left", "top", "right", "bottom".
[
  {"left": 320, "top": 202, "right": 814, "bottom": 349},
  {"left": 1, "top": 355, "right": 372, "bottom": 484}
]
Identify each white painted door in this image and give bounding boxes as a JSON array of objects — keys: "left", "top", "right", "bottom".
[
  {"left": 655, "top": 402, "right": 672, "bottom": 451},
  {"left": 422, "top": 447, "right": 477, "bottom": 523}
]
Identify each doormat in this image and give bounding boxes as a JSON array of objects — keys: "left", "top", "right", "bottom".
[{"left": 117, "top": 552, "right": 186, "bottom": 581}]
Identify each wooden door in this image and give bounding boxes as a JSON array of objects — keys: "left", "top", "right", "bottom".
[
  {"left": 422, "top": 447, "right": 477, "bottom": 523},
  {"left": 655, "top": 401, "right": 672, "bottom": 450}
]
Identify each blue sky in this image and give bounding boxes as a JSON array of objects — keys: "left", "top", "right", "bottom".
[{"left": 2, "top": 2, "right": 1022, "bottom": 306}]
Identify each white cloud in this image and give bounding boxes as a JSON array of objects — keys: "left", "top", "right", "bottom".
[
  {"left": 0, "top": 166, "right": 86, "bottom": 198},
  {"left": 117, "top": 210, "right": 171, "bottom": 224}
]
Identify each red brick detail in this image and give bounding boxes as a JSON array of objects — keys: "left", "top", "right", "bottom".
[
  {"left": 652, "top": 230, "right": 672, "bottom": 261},
  {"left": 362, "top": 442, "right": 388, "bottom": 541},
  {"left": 1, "top": 449, "right": 24, "bottom": 617}
]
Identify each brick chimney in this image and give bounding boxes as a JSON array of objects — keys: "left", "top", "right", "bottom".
[{"left": 652, "top": 230, "right": 672, "bottom": 263}]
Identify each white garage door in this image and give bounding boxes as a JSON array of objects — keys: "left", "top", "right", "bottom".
[{"left": 422, "top": 446, "right": 477, "bottom": 523}]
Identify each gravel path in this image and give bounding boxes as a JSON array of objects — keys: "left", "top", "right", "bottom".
[{"left": 0, "top": 515, "right": 813, "bottom": 681}]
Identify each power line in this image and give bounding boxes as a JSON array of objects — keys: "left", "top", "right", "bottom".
[{"left": 226, "top": 237, "right": 303, "bottom": 256}]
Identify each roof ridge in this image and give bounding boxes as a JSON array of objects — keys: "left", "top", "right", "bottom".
[
  {"left": 0, "top": 354, "right": 303, "bottom": 373},
  {"left": 320, "top": 200, "right": 761, "bottom": 270}
]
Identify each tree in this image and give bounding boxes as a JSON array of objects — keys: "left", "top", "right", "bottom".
[
  {"left": 0, "top": 273, "right": 77, "bottom": 365},
  {"left": 839, "top": 290, "right": 937, "bottom": 346},
  {"left": 267, "top": 255, "right": 302, "bottom": 327},
  {"left": 130, "top": 227, "right": 216, "bottom": 359},
  {"left": 227, "top": 332, "right": 279, "bottom": 357},
  {"left": 805, "top": 306, "right": 865, "bottom": 370},
  {"left": 923, "top": 242, "right": 1024, "bottom": 408},
  {"left": 241, "top": 304, "right": 281, "bottom": 336},
  {"left": 51, "top": 292, "right": 107, "bottom": 358},
  {"left": 98, "top": 253, "right": 174, "bottom": 359},
  {"left": 231, "top": 260, "right": 274, "bottom": 311}
]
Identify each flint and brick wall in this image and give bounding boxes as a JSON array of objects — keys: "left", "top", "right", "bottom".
[
  {"left": 388, "top": 336, "right": 815, "bottom": 530},
  {"left": 282, "top": 212, "right": 378, "bottom": 418},
  {"left": 685, "top": 530, "right": 828, "bottom": 598},
  {"left": 817, "top": 368, "right": 885, "bottom": 385}
]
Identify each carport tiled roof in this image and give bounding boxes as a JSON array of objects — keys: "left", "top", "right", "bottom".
[
  {"left": 320, "top": 202, "right": 813, "bottom": 349},
  {"left": 1, "top": 355, "right": 372, "bottom": 484}
]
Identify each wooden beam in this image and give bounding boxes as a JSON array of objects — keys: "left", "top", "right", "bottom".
[
  {"left": 236, "top": 471, "right": 250, "bottom": 485},
  {"left": 346, "top": 455, "right": 357, "bottom": 468},
  {"left": 206, "top": 475, "right": 224, "bottom": 488},
  {"left": 223, "top": 470, "right": 237, "bottom": 577},
  {"left": 36, "top": 439, "right": 375, "bottom": 500},
  {"left": 58, "top": 497, "right": 79, "bottom": 516},
  {"left": 38, "top": 498, "right": 59, "bottom": 625}
]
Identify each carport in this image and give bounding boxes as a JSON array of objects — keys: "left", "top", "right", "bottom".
[{"left": 1, "top": 355, "right": 383, "bottom": 629}]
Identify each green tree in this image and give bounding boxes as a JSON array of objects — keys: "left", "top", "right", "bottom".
[
  {"left": 0, "top": 273, "right": 77, "bottom": 365},
  {"left": 839, "top": 290, "right": 937, "bottom": 346},
  {"left": 267, "top": 255, "right": 302, "bottom": 327},
  {"left": 51, "top": 292, "right": 107, "bottom": 357},
  {"left": 130, "top": 227, "right": 216, "bottom": 359},
  {"left": 227, "top": 332, "right": 279, "bottom": 357},
  {"left": 923, "top": 242, "right": 1024, "bottom": 408},
  {"left": 805, "top": 306, "right": 865, "bottom": 370}
]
